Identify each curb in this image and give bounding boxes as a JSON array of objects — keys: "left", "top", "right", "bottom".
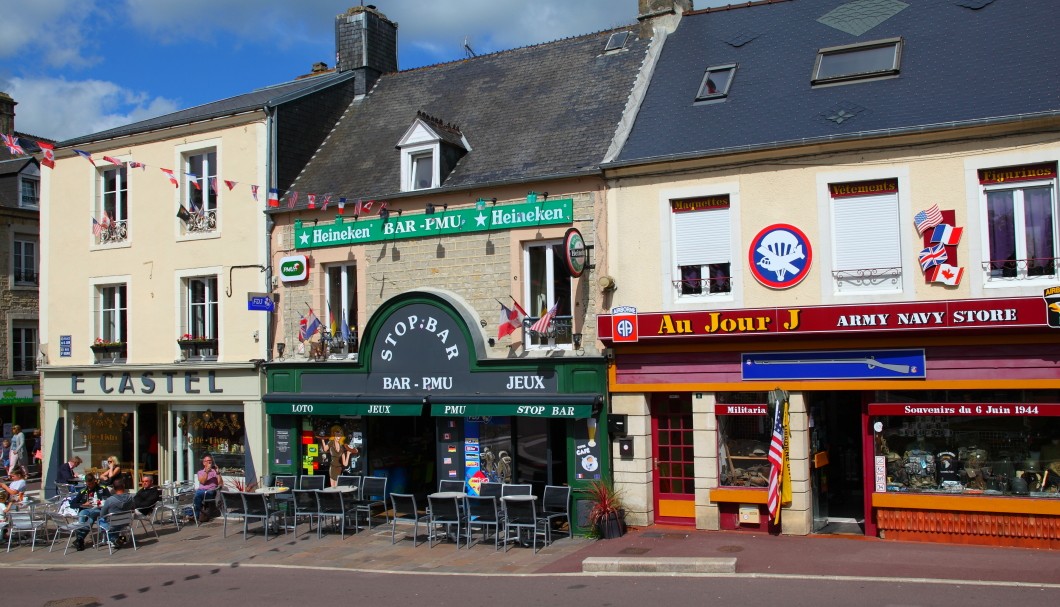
[{"left": 581, "top": 556, "right": 737, "bottom": 574}]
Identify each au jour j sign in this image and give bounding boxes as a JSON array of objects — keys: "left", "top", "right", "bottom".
[{"left": 749, "top": 224, "right": 812, "bottom": 289}]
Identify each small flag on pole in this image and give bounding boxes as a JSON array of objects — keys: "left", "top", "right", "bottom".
[
  {"left": 307, "top": 194, "right": 316, "bottom": 209},
  {"left": 74, "top": 149, "right": 96, "bottom": 165},
  {"left": 268, "top": 188, "right": 279, "bottom": 207},
  {"left": 530, "top": 302, "right": 558, "bottom": 334},
  {"left": 498, "top": 303, "right": 523, "bottom": 339},
  {"left": 338, "top": 197, "right": 346, "bottom": 215},
  {"left": 92, "top": 217, "right": 104, "bottom": 238},
  {"left": 2, "top": 134, "right": 25, "bottom": 155},
  {"left": 321, "top": 194, "right": 331, "bottom": 212},
  {"left": 767, "top": 392, "right": 786, "bottom": 524},
  {"left": 37, "top": 141, "right": 55, "bottom": 169}
]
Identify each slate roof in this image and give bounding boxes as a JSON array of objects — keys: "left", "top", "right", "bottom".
[
  {"left": 288, "top": 27, "right": 649, "bottom": 204},
  {"left": 59, "top": 72, "right": 355, "bottom": 148},
  {"left": 613, "top": 0, "right": 1060, "bottom": 166}
]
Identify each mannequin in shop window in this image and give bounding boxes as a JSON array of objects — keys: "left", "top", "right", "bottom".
[{"left": 321, "top": 425, "right": 358, "bottom": 487}]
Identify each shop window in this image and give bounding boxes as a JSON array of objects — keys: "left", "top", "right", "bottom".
[
  {"left": 183, "top": 149, "right": 218, "bottom": 234},
  {"left": 11, "top": 322, "right": 36, "bottom": 375},
  {"left": 96, "top": 163, "right": 129, "bottom": 244},
  {"left": 672, "top": 196, "right": 732, "bottom": 298},
  {"left": 523, "top": 240, "right": 572, "bottom": 349},
  {"left": 871, "top": 403, "right": 1060, "bottom": 497},
  {"left": 70, "top": 407, "right": 134, "bottom": 479},
  {"left": 173, "top": 408, "right": 246, "bottom": 482},
  {"left": 830, "top": 179, "right": 902, "bottom": 293},
  {"left": 13, "top": 236, "right": 38, "bottom": 286},
  {"left": 716, "top": 392, "right": 772, "bottom": 488},
  {"left": 979, "top": 163, "right": 1058, "bottom": 282},
  {"left": 324, "top": 263, "right": 358, "bottom": 356}
]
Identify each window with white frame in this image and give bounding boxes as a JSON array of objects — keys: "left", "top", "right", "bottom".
[
  {"left": 524, "top": 241, "right": 572, "bottom": 348},
  {"left": 184, "top": 276, "right": 218, "bottom": 340},
  {"left": 672, "top": 196, "right": 732, "bottom": 297},
  {"left": 11, "top": 321, "right": 36, "bottom": 375},
  {"left": 830, "top": 179, "right": 902, "bottom": 293},
  {"left": 19, "top": 175, "right": 39, "bottom": 208},
  {"left": 13, "top": 235, "right": 37, "bottom": 286},
  {"left": 96, "top": 284, "right": 128, "bottom": 353},
  {"left": 410, "top": 151, "right": 434, "bottom": 191},
  {"left": 325, "top": 263, "right": 358, "bottom": 347},
  {"left": 97, "top": 164, "right": 129, "bottom": 244},
  {"left": 184, "top": 150, "right": 217, "bottom": 233},
  {"left": 979, "top": 162, "right": 1058, "bottom": 281}
]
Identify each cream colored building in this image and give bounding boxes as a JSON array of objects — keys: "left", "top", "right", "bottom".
[{"left": 39, "top": 72, "right": 356, "bottom": 493}]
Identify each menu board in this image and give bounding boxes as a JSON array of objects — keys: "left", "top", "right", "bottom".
[{"left": 574, "top": 417, "right": 602, "bottom": 480}]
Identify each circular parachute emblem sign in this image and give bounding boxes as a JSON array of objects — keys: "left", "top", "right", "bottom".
[{"left": 748, "top": 224, "right": 812, "bottom": 289}]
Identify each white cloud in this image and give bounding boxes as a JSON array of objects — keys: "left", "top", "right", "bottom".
[
  {"left": 0, "top": 0, "right": 103, "bottom": 68},
  {"left": 5, "top": 76, "right": 179, "bottom": 141}
]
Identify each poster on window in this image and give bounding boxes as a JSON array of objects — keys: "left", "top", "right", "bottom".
[{"left": 574, "top": 417, "right": 602, "bottom": 480}]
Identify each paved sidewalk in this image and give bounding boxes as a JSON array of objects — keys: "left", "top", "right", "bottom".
[{"left": 3, "top": 513, "right": 1059, "bottom": 585}]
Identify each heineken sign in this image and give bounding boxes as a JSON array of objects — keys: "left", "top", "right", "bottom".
[{"left": 294, "top": 198, "right": 574, "bottom": 250}]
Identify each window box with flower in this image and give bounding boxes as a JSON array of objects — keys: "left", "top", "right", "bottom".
[
  {"left": 178, "top": 334, "right": 218, "bottom": 360},
  {"left": 91, "top": 338, "right": 126, "bottom": 363}
]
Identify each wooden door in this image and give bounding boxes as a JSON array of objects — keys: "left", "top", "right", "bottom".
[{"left": 652, "top": 394, "right": 695, "bottom": 525}]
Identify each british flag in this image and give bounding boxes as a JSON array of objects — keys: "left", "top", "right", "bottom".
[
  {"left": 918, "top": 243, "right": 948, "bottom": 271},
  {"left": 2, "top": 134, "right": 25, "bottom": 155}
]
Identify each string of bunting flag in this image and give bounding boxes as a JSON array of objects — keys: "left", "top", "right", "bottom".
[{"left": 2, "top": 132, "right": 390, "bottom": 217}]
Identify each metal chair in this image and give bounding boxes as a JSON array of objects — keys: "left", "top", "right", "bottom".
[
  {"left": 292, "top": 490, "right": 321, "bottom": 537},
  {"left": 427, "top": 494, "right": 467, "bottom": 549},
  {"left": 273, "top": 475, "right": 297, "bottom": 490},
  {"left": 133, "top": 502, "right": 161, "bottom": 539},
  {"left": 502, "top": 496, "right": 548, "bottom": 553},
  {"left": 354, "top": 476, "right": 388, "bottom": 529},
  {"left": 299, "top": 475, "right": 326, "bottom": 490},
  {"left": 479, "top": 482, "right": 503, "bottom": 498},
  {"left": 220, "top": 490, "right": 247, "bottom": 538},
  {"left": 95, "top": 510, "right": 138, "bottom": 554},
  {"left": 241, "top": 491, "right": 286, "bottom": 541},
  {"left": 316, "top": 490, "right": 347, "bottom": 538},
  {"left": 337, "top": 475, "right": 360, "bottom": 489},
  {"left": 501, "top": 483, "right": 532, "bottom": 497},
  {"left": 438, "top": 479, "right": 466, "bottom": 492},
  {"left": 6, "top": 511, "right": 45, "bottom": 552},
  {"left": 465, "top": 495, "right": 503, "bottom": 550},
  {"left": 389, "top": 493, "right": 428, "bottom": 546},
  {"left": 48, "top": 517, "right": 92, "bottom": 555},
  {"left": 540, "top": 485, "right": 572, "bottom": 542}
]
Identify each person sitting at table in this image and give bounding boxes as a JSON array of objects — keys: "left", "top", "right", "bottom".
[
  {"left": 0, "top": 466, "right": 27, "bottom": 515},
  {"left": 194, "top": 455, "right": 221, "bottom": 523},
  {"left": 70, "top": 473, "right": 110, "bottom": 551},
  {"left": 95, "top": 478, "right": 135, "bottom": 549},
  {"left": 56, "top": 455, "right": 83, "bottom": 489},
  {"left": 133, "top": 474, "right": 161, "bottom": 516},
  {"left": 98, "top": 456, "right": 122, "bottom": 487}
]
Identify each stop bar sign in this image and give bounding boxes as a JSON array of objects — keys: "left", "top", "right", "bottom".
[{"left": 611, "top": 306, "right": 639, "bottom": 343}]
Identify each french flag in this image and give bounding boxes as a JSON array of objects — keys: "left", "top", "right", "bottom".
[
  {"left": 919, "top": 244, "right": 948, "bottom": 271},
  {"left": 930, "top": 224, "right": 963, "bottom": 246},
  {"left": 268, "top": 188, "right": 280, "bottom": 208}
]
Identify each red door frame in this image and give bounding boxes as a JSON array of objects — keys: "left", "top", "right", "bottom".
[{"left": 651, "top": 394, "right": 696, "bottom": 525}]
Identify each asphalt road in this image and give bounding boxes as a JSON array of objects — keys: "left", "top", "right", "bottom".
[{"left": 19, "top": 564, "right": 1056, "bottom": 607}]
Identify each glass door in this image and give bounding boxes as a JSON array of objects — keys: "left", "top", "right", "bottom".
[{"left": 651, "top": 394, "right": 695, "bottom": 525}]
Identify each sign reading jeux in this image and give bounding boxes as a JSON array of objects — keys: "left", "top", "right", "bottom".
[{"left": 598, "top": 297, "right": 1047, "bottom": 341}]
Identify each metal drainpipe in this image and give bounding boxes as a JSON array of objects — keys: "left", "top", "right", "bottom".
[{"left": 264, "top": 103, "right": 277, "bottom": 361}]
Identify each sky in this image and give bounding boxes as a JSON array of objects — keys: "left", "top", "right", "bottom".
[{"left": 0, "top": 0, "right": 728, "bottom": 143}]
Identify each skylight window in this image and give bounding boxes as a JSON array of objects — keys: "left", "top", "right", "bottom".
[
  {"left": 813, "top": 38, "right": 902, "bottom": 85},
  {"left": 695, "top": 64, "right": 736, "bottom": 101},
  {"left": 604, "top": 31, "right": 630, "bottom": 52}
]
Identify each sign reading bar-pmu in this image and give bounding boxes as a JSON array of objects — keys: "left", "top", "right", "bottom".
[{"left": 294, "top": 199, "right": 573, "bottom": 250}]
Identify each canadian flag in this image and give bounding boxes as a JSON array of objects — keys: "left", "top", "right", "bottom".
[
  {"left": 928, "top": 264, "right": 964, "bottom": 286},
  {"left": 37, "top": 141, "right": 55, "bottom": 168}
]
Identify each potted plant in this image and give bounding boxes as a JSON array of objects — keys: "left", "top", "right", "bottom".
[
  {"left": 178, "top": 334, "right": 218, "bottom": 359},
  {"left": 91, "top": 338, "right": 124, "bottom": 360},
  {"left": 585, "top": 479, "right": 626, "bottom": 539}
]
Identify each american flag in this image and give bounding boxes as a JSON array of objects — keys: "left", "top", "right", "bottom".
[
  {"left": 766, "top": 399, "right": 785, "bottom": 524},
  {"left": 918, "top": 243, "right": 948, "bottom": 271},
  {"left": 2, "top": 134, "right": 25, "bottom": 155},
  {"left": 913, "top": 204, "right": 943, "bottom": 236},
  {"left": 321, "top": 194, "right": 331, "bottom": 211},
  {"left": 92, "top": 217, "right": 104, "bottom": 238},
  {"left": 530, "top": 302, "right": 558, "bottom": 334},
  {"left": 288, "top": 191, "right": 298, "bottom": 209}
]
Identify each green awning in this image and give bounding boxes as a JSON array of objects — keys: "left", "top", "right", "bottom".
[
  {"left": 265, "top": 402, "right": 424, "bottom": 416},
  {"left": 430, "top": 403, "right": 592, "bottom": 419}
]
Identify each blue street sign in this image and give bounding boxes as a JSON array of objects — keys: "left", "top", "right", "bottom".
[
  {"left": 248, "top": 292, "right": 275, "bottom": 312},
  {"left": 60, "top": 335, "right": 72, "bottom": 357}
]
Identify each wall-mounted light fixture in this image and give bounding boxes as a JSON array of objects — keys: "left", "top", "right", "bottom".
[
  {"left": 573, "top": 333, "right": 583, "bottom": 350},
  {"left": 597, "top": 275, "right": 617, "bottom": 291},
  {"left": 379, "top": 208, "right": 390, "bottom": 222},
  {"left": 527, "top": 191, "right": 538, "bottom": 204},
  {"left": 426, "top": 203, "right": 435, "bottom": 215}
]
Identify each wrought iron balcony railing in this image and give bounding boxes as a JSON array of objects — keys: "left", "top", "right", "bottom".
[
  {"left": 832, "top": 267, "right": 902, "bottom": 290},
  {"left": 982, "top": 257, "right": 1058, "bottom": 281},
  {"left": 97, "top": 219, "right": 129, "bottom": 244}
]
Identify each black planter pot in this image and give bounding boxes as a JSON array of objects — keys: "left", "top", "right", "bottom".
[{"left": 597, "top": 510, "right": 625, "bottom": 539}]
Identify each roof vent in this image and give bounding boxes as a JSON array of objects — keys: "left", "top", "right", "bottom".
[
  {"left": 604, "top": 31, "right": 631, "bottom": 53},
  {"left": 953, "top": 0, "right": 995, "bottom": 9}
]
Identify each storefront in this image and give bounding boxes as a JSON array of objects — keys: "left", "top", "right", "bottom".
[
  {"left": 263, "top": 291, "right": 608, "bottom": 514},
  {"left": 599, "top": 295, "right": 1060, "bottom": 548},
  {"left": 40, "top": 363, "right": 265, "bottom": 496}
]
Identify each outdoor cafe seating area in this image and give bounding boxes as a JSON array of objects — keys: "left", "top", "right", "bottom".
[{"left": 0, "top": 475, "right": 573, "bottom": 556}]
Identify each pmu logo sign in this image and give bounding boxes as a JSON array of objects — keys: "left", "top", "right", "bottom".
[
  {"left": 611, "top": 306, "right": 639, "bottom": 343},
  {"left": 278, "top": 254, "right": 308, "bottom": 282}
]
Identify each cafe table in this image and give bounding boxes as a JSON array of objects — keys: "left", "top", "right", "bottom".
[
  {"left": 321, "top": 485, "right": 358, "bottom": 493},
  {"left": 255, "top": 486, "right": 290, "bottom": 495}
]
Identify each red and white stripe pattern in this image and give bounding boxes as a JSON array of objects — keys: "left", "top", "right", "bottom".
[{"left": 766, "top": 401, "right": 785, "bottom": 523}]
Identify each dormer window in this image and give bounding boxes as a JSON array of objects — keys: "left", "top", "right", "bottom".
[
  {"left": 604, "top": 31, "right": 631, "bottom": 53},
  {"left": 397, "top": 111, "right": 470, "bottom": 193}
]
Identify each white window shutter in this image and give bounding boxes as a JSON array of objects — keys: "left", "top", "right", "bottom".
[
  {"left": 833, "top": 193, "right": 901, "bottom": 271},
  {"left": 675, "top": 208, "right": 731, "bottom": 266}
]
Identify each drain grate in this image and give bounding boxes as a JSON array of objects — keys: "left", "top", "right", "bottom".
[
  {"left": 717, "top": 545, "right": 744, "bottom": 553},
  {"left": 618, "top": 547, "right": 651, "bottom": 555}
]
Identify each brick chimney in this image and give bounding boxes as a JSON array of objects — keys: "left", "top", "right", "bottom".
[
  {"left": 0, "top": 92, "right": 15, "bottom": 135},
  {"left": 335, "top": 5, "right": 398, "bottom": 96},
  {"left": 637, "top": 0, "right": 693, "bottom": 38}
]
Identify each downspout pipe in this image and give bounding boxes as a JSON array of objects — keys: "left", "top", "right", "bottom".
[{"left": 263, "top": 103, "right": 277, "bottom": 361}]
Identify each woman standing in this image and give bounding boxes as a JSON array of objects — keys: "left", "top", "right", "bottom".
[
  {"left": 7, "top": 425, "right": 25, "bottom": 476},
  {"left": 321, "top": 425, "right": 356, "bottom": 487}
]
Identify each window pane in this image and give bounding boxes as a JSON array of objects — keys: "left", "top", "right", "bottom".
[
  {"left": 986, "top": 190, "right": 1016, "bottom": 276},
  {"left": 413, "top": 154, "right": 432, "bottom": 189},
  {"left": 1024, "top": 186, "right": 1055, "bottom": 276},
  {"left": 818, "top": 44, "right": 896, "bottom": 80}
]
